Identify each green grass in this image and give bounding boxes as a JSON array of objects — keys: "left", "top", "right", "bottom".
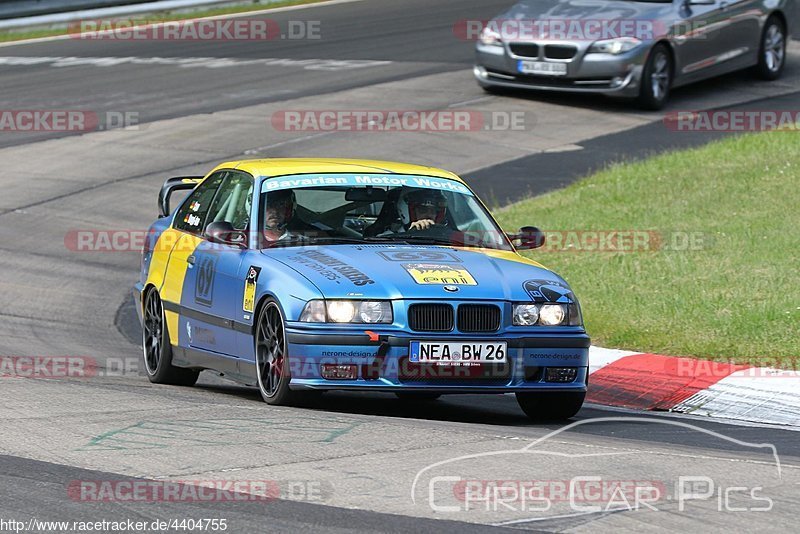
[
  {"left": 495, "top": 131, "right": 800, "bottom": 366},
  {"left": 0, "top": 0, "right": 326, "bottom": 43}
]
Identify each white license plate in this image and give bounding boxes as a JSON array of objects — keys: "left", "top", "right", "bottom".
[
  {"left": 409, "top": 341, "right": 507, "bottom": 365},
  {"left": 518, "top": 60, "right": 567, "bottom": 76}
]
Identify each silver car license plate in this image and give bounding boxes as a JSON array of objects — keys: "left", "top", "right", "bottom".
[{"left": 518, "top": 60, "right": 567, "bottom": 76}]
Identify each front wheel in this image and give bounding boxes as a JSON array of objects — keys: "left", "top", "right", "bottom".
[
  {"left": 142, "top": 288, "right": 199, "bottom": 386},
  {"left": 515, "top": 391, "right": 585, "bottom": 421},
  {"left": 255, "top": 300, "right": 295, "bottom": 405},
  {"left": 755, "top": 17, "right": 786, "bottom": 80},
  {"left": 637, "top": 44, "right": 672, "bottom": 111}
]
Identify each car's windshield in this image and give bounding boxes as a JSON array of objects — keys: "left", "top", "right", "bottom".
[{"left": 258, "top": 174, "right": 513, "bottom": 250}]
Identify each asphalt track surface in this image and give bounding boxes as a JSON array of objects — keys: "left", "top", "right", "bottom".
[{"left": 1, "top": 0, "right": 800, "bottom": 531}]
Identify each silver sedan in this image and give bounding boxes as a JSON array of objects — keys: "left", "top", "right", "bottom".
[{"left": 474, "top": 0, "right": 797, "bottom": 109}]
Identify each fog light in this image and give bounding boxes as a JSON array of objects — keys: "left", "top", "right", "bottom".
[
  {"left": 474, "top": 65, "right": 488, "bottom": 79},
  {"left": 545, "top": 367, "right": 578, "bottom": 383},
  {"left": 611, "top": 76, "right": 623, "bottom": 87},
  {"left": 321, "top": 364, "right": 358, "bottom": 380}
]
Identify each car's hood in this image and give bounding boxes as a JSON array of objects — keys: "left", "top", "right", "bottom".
[
  {"left": 263, "top": 245, "right": 574, "bottom": 302},
  {"left": 501, "top": 0, "right": 673, "bottom": 31}
]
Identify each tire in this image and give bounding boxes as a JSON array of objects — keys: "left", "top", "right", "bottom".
[
  {"left": 637, "top": 44, "right": 672, "bottom": 111},
  {"left": 255, "top": 299, "right": 295, "bottom": 405},
  {"left": 515, "top": 391, "right": 585, "bottom": 421},
  {"left": 142, "top": 288, "right": 199, "bottom": 387},
  {"left": 395, "top": 392, "right": 442, "bottom": 401},
  {"left": 755, "top": 16, "right": 786, "bottom": 80}
]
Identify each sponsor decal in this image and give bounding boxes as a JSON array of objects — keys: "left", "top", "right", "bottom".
[
  {"left": 193, "top": 326, "right": 217, "bottom": 346},
  {"left": 523, "top": 279, "right": 574, "bottom": 303},
  {"left": 296, "top": 250, "right": 374, "bottom": 286},
  {"left": 189, "top": 201, "right": 201, "bottom": 212},
  {"left": 195, "top": 256, "right": 216, "bottom": 306},
  {"left": 403, "top": 263, "right": 477, "bottom": 286},
  {"left": 243, "top": 266, "right": 262, "bottom": 313},
  {"left": 184, "top": 213, "right": 201, "bottom": 227},
  {"left": 378, "top": 250, "right": 461, "bottom": 263},
  {"left": 261, "top": 174, "right": 472, "bottom": 196}
]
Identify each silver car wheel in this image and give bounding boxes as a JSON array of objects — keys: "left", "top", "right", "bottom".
[
  {"left": 651, "top": 53, "right": 669, "bottom": 101},
  {"left": 764, "top": 24, "right": 785, "bottom": 73}
]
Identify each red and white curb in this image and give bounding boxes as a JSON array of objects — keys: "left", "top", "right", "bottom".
[{"left": 588, "top": 347, "right": 800, "bottom": 427}]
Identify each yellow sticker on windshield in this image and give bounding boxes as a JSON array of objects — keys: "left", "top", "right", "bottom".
[{"left": 403, "top": 263, "right": 477, "bottom": 285}]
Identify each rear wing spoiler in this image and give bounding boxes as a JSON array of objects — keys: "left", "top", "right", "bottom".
[{"left": 158, "top": 176, "right": 204, "bottom": 218}]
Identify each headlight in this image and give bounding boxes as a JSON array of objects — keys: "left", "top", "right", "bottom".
[
  {"left": 299, "top": 300, "right": 326, "bottom": 322},
  {"left": 513, "top": 302, "right": 582, "bottom": 326},
  {"left": 327, "top": 301, "right": 356, "bottom": 323},
  {"left": 358, "top": 301, "right": 391, "bottom": 323},
  {"left": 567, "top": 301, "right": 583, "bottom": 326},
  {"left": 513, "top": 304, "right": 539, "bottom": 326},
  {"left": 479, "top": 26, "right": 503, "bottom": 46},
  {"left": 300, "top": 300, "right": 393, "bottom": 324},
  {"left": 588, "top": 37, "right": 642, "bottom": 55},
  {"left": 539, "top": 304, "right": 566, "bottom": 326}
]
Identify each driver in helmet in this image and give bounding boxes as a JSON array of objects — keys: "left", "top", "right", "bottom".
[
  {"left": 398, "top": 188, "right": 448, "bottom": 231},
  {"left": 262, "top": 189, "right": 320, "bottom": 242}
]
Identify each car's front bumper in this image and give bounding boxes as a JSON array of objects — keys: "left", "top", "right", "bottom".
[
  {"left": 284, "top": 325, "right": 590, "bottom": 393},
  {"left": 475, "top": 41, "right": 649, "bottom": 97}
]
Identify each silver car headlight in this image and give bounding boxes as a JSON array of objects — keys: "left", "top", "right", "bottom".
[
  {"left": 588, "top": 37, "right": 642, "bottom": 55},
  {"left": 300, "top": 300, "right": 392, "bottom": 324},
  {"left": 479, "top": 26, "right": 503, "bottom": 46}
]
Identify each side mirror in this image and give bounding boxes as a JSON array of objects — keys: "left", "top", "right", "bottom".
[
  {"left": 510, "top": 226, "right": 545, "bottom": 250},
  {"left": 205, "top": 221, "right": 246, "bottom": 249}
]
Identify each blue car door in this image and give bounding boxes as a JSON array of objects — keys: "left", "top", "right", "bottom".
[{"left": 180, "top": 170, "right": 254, "bottom": 358}]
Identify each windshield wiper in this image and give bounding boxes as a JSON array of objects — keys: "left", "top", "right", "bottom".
[{"left": 392, "top": 235, "right": 458, "bottom": 246}]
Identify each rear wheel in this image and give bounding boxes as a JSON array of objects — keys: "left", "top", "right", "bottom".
[
  {"left": 395, "top": 392, "right": 442, "bottom": 401},
  {"left": 637, "top": 44, "right": 672, "bottom": 110},
  {"left": 755, "top": 17, "right": 786, "bottom": 80},
  {"left": 142, "top": 288, "right": 199, "bottom": 386},
  {"left": 255, "top": 300, "right": 295, "bottom": 405},
  {"left": 515, "top": 391, "right": 585, "bottom": 421}
]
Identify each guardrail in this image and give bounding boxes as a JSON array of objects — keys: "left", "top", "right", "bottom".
[
  {"left": 0, "top": 0, "right": 265, "bottom": 30},
  {"left": 0, "top": 1, "right": 157, "bottom": 20}
]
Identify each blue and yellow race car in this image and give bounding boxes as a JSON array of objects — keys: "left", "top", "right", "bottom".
[{"left": 135, "top": 159, "right": 590, "bottom": 420}]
